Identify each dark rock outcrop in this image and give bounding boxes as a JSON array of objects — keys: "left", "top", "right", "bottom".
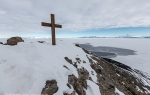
[
  {"left": 67, "top": 67, "right": 90, "bottom": 95},
  {"left": 88, "top": 52, "right": 150, "bottom": 95},
  {"left": 77, "top": 67, "right": 89, "bottom": 89},
  {"left": 65, "top": 57, "right": 73, "bottom": 65},
  {"left": 64, "top": 91, "right": 76, "bottom": 95},
  {"left": 41, "top": 44, "right": 150, "bottom": 95},
  {"left": 65, "top": 56, "right": 91, "bottom": 95},
  {"left": 67, "top": 83, "right": 72, "bottom": 89},
  {"left": 73, "top": 44, "right": 150, "bottom": 95},
  {"left": 0, "top": 42, "right": 3, "bottom": 44},
  {"left": 75, "top": 44, "right": 80, "bottom": 47},
  {"left": 75, "top": 44, "right": 91, "bottom": 54},
  {"left": 68, "top": 74, "right": 86, "bottom": 95},
  {"left": 83, "top": 60, "right": 86, "bottom": 63},
  {"left": 38, "top": 41, "right": 45, "bottom": 43},
  {"left": 41, "top": 80, "right": 58, "bottom": 95},
  {"left": 63, "top": 65, "right": 69, "bottom": 70},
  {"left": 7, "top": 36, "right": 24, "bottom": 45},
  {"left": 65, "top": 57, "right": 78, "bottom": 68},
  {"left": 76, "top": 58, "right": 81, "bottom": 64}
]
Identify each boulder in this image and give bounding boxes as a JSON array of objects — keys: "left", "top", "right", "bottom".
[
  {"left": 41, "top": 80, "right": 58, "bottom": 95},
  {"left": 7, "top": 36, "right": 24, "bottom": 45}
]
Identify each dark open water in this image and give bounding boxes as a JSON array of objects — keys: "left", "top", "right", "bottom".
[{"left": 77, "top": 44, "right": 136, "bottom": 58}]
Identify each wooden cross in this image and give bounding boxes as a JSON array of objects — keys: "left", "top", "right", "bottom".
[{"left": 41, "top": 14, "right": 62, "bottom": 45}]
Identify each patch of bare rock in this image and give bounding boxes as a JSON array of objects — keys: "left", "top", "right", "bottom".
[
  {"left": 63, "top": 67, "right": 90, "bottom": 95},
  {"left": 41, "top": 80, "right": 58, "bottom": 95},
  {"left": 64, "top": 56, "right": 96, "bottom": 95}
]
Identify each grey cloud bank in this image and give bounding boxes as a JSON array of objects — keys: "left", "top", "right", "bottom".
[{"left": 0, "top": 0, "right": 150, "bottom": 34}]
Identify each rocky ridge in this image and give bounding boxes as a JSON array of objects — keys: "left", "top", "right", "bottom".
[{"left": 41, "top": 44, "right": 150, "bottom": 95}]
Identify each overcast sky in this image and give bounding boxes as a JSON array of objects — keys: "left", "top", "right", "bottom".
[{"left": 0, "top": 0, "right": 150, "bottom": 38}]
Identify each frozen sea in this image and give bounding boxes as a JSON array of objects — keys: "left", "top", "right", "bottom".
[{"left": 62, "top": 38, "right": 150, "bottom": 75}]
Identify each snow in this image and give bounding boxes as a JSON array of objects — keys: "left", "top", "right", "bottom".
[
  {"left": 0, "top": 38, "right": 99, "bottom": 94},
  {"left": 0, "top": 38, "right": 150, "bottom": 94},
  {"left": 86, "top": 80, "right": 101, "bottom": 95}
]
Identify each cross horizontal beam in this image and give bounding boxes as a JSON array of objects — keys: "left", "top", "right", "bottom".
[{"left": 41, "top": 22, "right": 62, "bottom": 28}]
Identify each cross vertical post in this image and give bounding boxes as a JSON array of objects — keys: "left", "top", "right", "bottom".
[
  {"left": 51, "top": 14, "right": 56, "bottom": 45},
  {"left": 41, "top": 14, "right": 62, "bottom": 45}
]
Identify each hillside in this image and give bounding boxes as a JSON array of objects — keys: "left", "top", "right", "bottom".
[{"left": 0, "top": 38, "right": 150, "bottom": 95}]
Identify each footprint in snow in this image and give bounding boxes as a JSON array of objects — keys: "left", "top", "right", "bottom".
[
  {"left": 0, "top": 59, "right": 7, "bottom": 64},
  {"left": 4, "top": 65, "right": 16, "bottom": 74}
]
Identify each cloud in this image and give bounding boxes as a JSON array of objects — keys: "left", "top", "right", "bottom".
[
  {"left": 0, "top": 10, "right": 6, "bottom": 15},
  {"left": 0, "top": 0, "right": 150, "bottom": 34}
]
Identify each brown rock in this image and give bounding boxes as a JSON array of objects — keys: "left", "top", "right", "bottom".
[
  {"left": 71, "top": 91, "right": 76, "bottom": 95},
  {"left": 83, "top": 60, "right": 86, "bottom": 63},
  {"left": 75, "top": 44, "right": 80, "bottom": 47},
  {"left": 82, "top": 48, "right": 90, "bottom": 54},
  {"left": 74, "top": 82, "right": 85, "bottom": 95},
  {"left": 68, "top": 74, "right": 78, "bottom": 87},
  {"left": 7, "top": 36, "right": 24, "bottom": 45},
  {"left": 91, "top": 71, "right": 94, "bottom": 75},
  {"left": 89, "top": 77, "right": 93, "bottom": 81},
  {"left": 41, "top": 80, "right": 58, "bottom": 95},
  {"left": 64, "top": 93, "right": 70, "bottom": 95},
  {"left": 64, "top": 57, "right": 73, "bottom": 65},
  {"left": 64, "top": 57, "right": 78, "bottom": 68},
  {"left": 68, "top": 74, "right": 86, "bottom": 95},
  {"left": 77, "top": 67, "right": 89, "bottom": 90},
  {"left": 77, "top": 67, "right": 89, "bottom": 80},
  {"left": 63, "top": 65, "right": 69, "bottom": 70},
  {"left": 67, "top": 83, "right": 72, "bottom": 89},
  {"left": 73, "top": 62, "right": 77, "bottom": 68},
  {"left": 76, "top": 58, "right": 81, "bottom": 64},
  {"left": 87, "top": 54, "right": 150, "bottom": 95}
]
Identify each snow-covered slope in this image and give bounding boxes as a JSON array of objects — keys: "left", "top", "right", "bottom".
[
  {"left": 0, "top": 38, "right": 150, "bottom": 95},
  {"left": 0, "top": 38, "right": 100, "bottom": 95}
]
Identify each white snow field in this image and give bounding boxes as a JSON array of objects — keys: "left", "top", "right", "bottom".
[
  {"left": 0, "top": 38, "right": 149, "bottom": 95},
  {"left": 0, "top": 38, "right": 101, "bottom": 95}
]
